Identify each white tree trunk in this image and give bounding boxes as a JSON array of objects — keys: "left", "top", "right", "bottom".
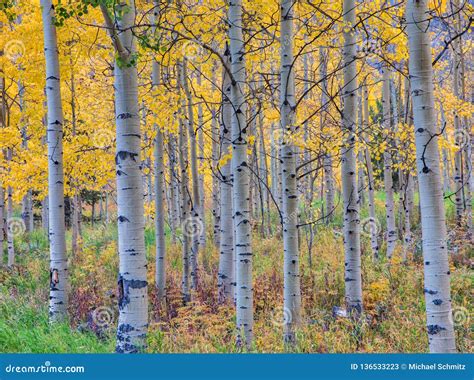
[
  {"left": 181, "top": 58, "right": 201, "bottom": 291},
  {"left": 42, "top": 196, "right": 49, "bottom": 234},
  {"left": 218, "top": 49, "right": 234, "bottom": 304},
  {"left": 357, "top": 89, "right": 366, "bottom": 207},
  {"left": 320, "top": 48, "right": 335, "bottom": 223},
  {"left": 197, "top": 72, "right": 207, "bottom": 249},
  {"left": 41, "top": 0, "right": 68, "bottom": 322},
  {"left": 280, "top": 0, "right": 301, "bottom": 346},
  {"left": 342, "top": 0, "right": 363, "bottom": 315},
  {"left": 6, "top": 182, "right": 14, "bottom": 267},
  {"left": 382, "top": 67, "right": 397, "bottom": 259},
  {"left": 212, "top": 105, "right": 221, "bottom": 248},
  {"left": 167, "top": 136, "right": 179, "bottom": 243},
  {"left": 363, "top": 83, "right": 379, "bottom": 259},
  {"left": 229, "top": 0, "right": 253, "bottom": 349},
  {"left": 101, "top": 1, "right": 148, "bottom": 352},
  {"left": 178, "top": 77, "right": 191, "bottom": 302},
  {"left": 452, "top": 32, "right": 465, "bottom": 225},
  {"left": 406, "top": 0, "right": 456, "bottom": 352},
  {"left": 152, "top": 1, "right": 166, "bottom": 303}
]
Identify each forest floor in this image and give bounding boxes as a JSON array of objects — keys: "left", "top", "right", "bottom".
[{"left": 0, "top": 194, "right": 472, "bottom": 353}]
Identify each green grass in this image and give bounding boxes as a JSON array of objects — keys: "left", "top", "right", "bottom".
[{"left": 0, "top": 295, "right": 113, "bottom": 353}]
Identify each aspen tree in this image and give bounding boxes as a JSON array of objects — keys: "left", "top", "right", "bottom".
[
  {"left": 41, "top": 0, "right": 68, "bottom": 322},
  {"left": 406, "top": 0, "right": 456, "bottom": 352},
  {"left": 341, "top": 0, "right": 363, "bottom": 314},
  {"left": 100, "top": 1, "right": 148, "bottom": 352},
  {"left": 228, "top": 0, "right": 253, "bottom": 348},
  {"left": 280, "top": 0, "right": 301, "bottom": 346}
]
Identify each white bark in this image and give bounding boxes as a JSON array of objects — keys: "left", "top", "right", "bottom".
[
  {"left": 212, "top": 105, "right": 221, "bottom": 248},
  {"left": 178, "top": 74, "right": 191, "bottom": 302},
  {"left": 41, "top": 0, "right": 68, "bottom": 322},
  {"left": 357, "top": 89, "right": 366, "bottom": 207},
  {"left": 181, "top": 58, "right": 201, "bottom": 291},
  {"left": 7, "top": 182, "right": 14, "bottom": 267},
  {"left": 101, "top": 1, "right": 148, "bottom": 352},
  {"left": 42, "top": 196, "right": 49, "bottom": 234},
  {"left": 342, "top": 0, "right": 362, "bottom": 314},
  {"left": 452, "top": 32, "right": 464, "bottom": 224},
  {"left": 320, "top": 48, "right": 335, "bottom": 223},
  {"left": 382, "top": 67, "right": 397, "bottom": 259},
  {"left": 363, "top": 83, "right": 379, "bottom": 259},
  {"left": 167, "top": 136, "right": 179, "bottom": 243},
  {"left": 197, "top": 71, "right": 207, "bottom": 249},
  {"left": 229, "top": 0, "right": 253, "bottom": 349},
  {"left": 218, "top": 49, "right": 234, "bottom": 304},
  {"left": 20, "top": 80, "right": 33, "bottom": 233},
  {"left": 152, "top": 1, "right": 166, "bottom": 303},
  {"left": 406, "top": 0, "right": 456, "bottom": 352},
  {"left": 280, "top": 0, "right": 301, "bottom": 346}
]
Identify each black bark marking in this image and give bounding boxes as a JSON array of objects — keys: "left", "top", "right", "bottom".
[
  {"left": 115, "top": 151, "right": 139, "bottom": 164},
  {"left": 427, "top": 324, "right": 446, "bottom": 335}
]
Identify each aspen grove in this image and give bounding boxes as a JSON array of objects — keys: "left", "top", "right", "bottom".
[{"left": 0, "top": 0, "right": 472, "bottom": 353}]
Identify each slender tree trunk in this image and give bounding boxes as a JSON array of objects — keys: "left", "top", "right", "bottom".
[
  {"left": 197, "top": 72, "right": 207, "bottom": 249},
  {"left": 105, "top": 191, "right": 109, "bottom": 224},
  {"left": 357, "top": 89, "right": 366, "bottom": 207},
  {"left": 363, "top": 83, "right": 379, "bottom": 259},
  {"left": 211, "top": 106, "right": 221, "bottom": 248},
  {"left": 452, "top": 31, "right": 464, "bottom": 225},
  {"left": 41, "top": 0, "right": 68, "bottom": 322},
  {"left": 181, "top": 58, "right": 201, "bottom": 291},
  {"left": 457, "top": 9, "right": 472, "bottom": 234},
  {"left": 177, "top": 70, "right": 191, "bottom": 303},
  {"left": 440, "top": 103, "right": 451, "bottom": 195},
  {"left": 217, "top": 48, "right": 234, "bottom": 304},
  {"left": 229, "top": 0, "right": 253, "bottom": 349},
  {"left": 42, "top": 196, "right": 49, "bottom": 234},
  {"left": 382, "top": 67, "right": 397, "bottom": 259},
  {"left": 258, "top": 109, "right": 272, "bottom": 236},
  {"left": 6, "top": 182, "right": 14, "bottom": 267},
  {"left": 406, "top": 0, "right": 456, "bottom": 352},
  {"left": 402, "top": 172, "right": 413, "bottom": 261},
  {"left": 70, "top": 65, "right": 80, "bottom": 256},
  {"left": 168, "top": 136, "right": 179, "bottom": 243},
  {"left": 270, "top": 123, "right": 278, "bottom": 201},
  {"left": 280, "top": 0, "right": 301, "bottom": 346},
  {"left": 342, "top": 0, "right": 363, "bottom": 315},
  {"left": 72, "top": 195, "right": 80, "bottom": 256},
  {"left": 152, "top": 1, "right": 166, "bottom": 303},
  {"left": 320, "top": 48, "right": 335, "bottom": 223},
  {"left": 100, "top": 2, "right": 148, "bottom": 353}
]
